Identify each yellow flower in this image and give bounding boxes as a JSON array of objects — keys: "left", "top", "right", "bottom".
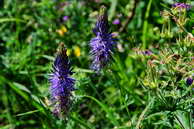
[
  {"left": 74, "top": 46, "right": 81, "bottom": 57},
  {"left": 61, "top": 26, "right": 67, "bottom": 33},
  {"left": 66, "top": 49, "right": 71, "bottom": 56},
  {"left": 56, "top": 26, "right": 67, "bottom": 36}
]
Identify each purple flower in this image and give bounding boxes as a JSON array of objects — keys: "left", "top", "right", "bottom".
[
  {"left": 63, "top": 16, "right": 69, "bottom": 21},
  {"left": 90, "top": 6, "right": 117, "bottom": 72},
  {"left": 172, "top": 3, "right": 192, "bottom": 10},
  {"left": 112, "top": 19, "right": 120, "bottom": 25},
  {"left": 142, "top": 50, "right": 152, "bottom": 55},
  {"left": 186, "top": 77, "right": 193, "bottom": 86},
  {"left": 49, "top": 45, "right": 75, "bottom": 116}
]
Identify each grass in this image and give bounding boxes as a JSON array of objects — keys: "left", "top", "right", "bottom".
[{"left": 0, "top": 0, "right": 193, "bottom": 129}]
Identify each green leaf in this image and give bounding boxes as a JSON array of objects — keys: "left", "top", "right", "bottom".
[
  {"left": 0, "top": 18, "right": 25, "bottom": 23},
  {"left": 12, "top": 82, "right": 31, "bottom": 93},
  {"left": 175, "top": 111, "right": 192, "bottom": 129}
]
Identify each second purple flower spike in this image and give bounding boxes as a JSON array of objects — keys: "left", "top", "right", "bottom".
[
  {"left": 90, "top": 6, "right": 117, "bottom": 72},
  {"left": 49, "top": 44, "right": 75, "bottom": 117}
]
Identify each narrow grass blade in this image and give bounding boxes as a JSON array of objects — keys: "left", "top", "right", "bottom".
[{"left": 0, "top": 18, "right": 25, "bottom": 23}]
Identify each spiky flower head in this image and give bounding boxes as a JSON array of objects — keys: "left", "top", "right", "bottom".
[
  {"left": 49, "top": 44, "right": 75, "bottom": 116},
  {"left": 172, "top": 3, "right": 192, "bottom": 10},
  {"left": 90, "top": 5, "right": 117, "bottom": 72}
]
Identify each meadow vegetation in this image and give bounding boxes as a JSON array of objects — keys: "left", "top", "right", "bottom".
[{"left": 0, "top": 0, "right": 193, "bottom": 129}]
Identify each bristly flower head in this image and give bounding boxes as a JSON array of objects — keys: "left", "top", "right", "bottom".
[
  {"left": 49, "top": 43, "right": 75, "bottom": 117},
  {"left": 90, "top": 5, "right": 117, "bottom": 72},
  {"left": 172, "top": 3, "right": 192, "bottom": 10}
]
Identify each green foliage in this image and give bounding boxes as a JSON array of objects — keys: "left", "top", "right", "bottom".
[{"left": 0, "top": 0, "right": 193, "bottom": 128}]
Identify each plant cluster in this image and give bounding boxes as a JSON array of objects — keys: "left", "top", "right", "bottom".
[{"left": 0, "top": 0, "right": 193, "bottom": 129}]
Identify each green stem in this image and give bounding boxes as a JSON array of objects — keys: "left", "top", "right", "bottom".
[{"left": 142, "top": 0, "right": 153, "bottom": 49}]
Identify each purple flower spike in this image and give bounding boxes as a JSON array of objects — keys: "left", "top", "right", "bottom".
[
  {"left": 63, "top": 16, "right": 69, "bottom": 21},
  {"left": 172, "top": 3, "right": 192, "bottom": 10},
  {"left": 112, "top": 19, "right": 120, "bottom": 25},
  {"left": 90, "top": 6, "right": 117, "bottom": 72},
  {"left": 186, "top": 77, "right": 193, "bottom": 86},
  {"left": 49, "top": 44, "right": 75, "bottom": 116}
]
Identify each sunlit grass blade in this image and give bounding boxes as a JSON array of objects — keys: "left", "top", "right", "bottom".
[
  {"left": 15, "top": 110, "right": 41, "bottom": 117},
  {"left": 0, "top": 18, "right": 26, "bottom": 23}
]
